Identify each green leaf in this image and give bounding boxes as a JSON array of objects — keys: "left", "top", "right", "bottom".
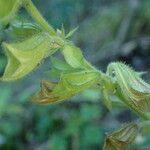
[
  {"left": 65, "top": 27, "right": 78, "bottom": 39},
  {"left": 61, "top": 24, "right": 65, "bottom": 37},
  {"left": 49, "top": 57, "right": 81, "bottom": 79},
  {"left": 67, "top": 71, "right": 98, "bottom": 87},
  {"left": 56, "top": 24, "right": 65, "bottom": 38},
  {"left": 103, "top": 123, "right": 138, "bottom": 150},
  {"left": 51, "top": 56, "right": 73, "bottom": 71},
  {"left": 107, "top": 62, "right": 150, "bottom": 119},
  {"left": 33, "top": 70, "right": 99, "bottom": 104},
  {"left": 0, "top": 0, "right": 21, "bottom": 26},
  {"left": 62, "top": 43, "right": 89, "bottom": 69},
  {"left": 1, "top": 33, "right": 56, "bottom": 81},
  {"left": 102, "top": 89, "right": 112, "bottom": 111},
  {"left": 9, "top": 20, "right": 41, "bottom": 40}
]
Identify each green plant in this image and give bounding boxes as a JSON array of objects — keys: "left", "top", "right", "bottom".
[{"left": 0, "top": 0, "right": 150, "bottom": 149}]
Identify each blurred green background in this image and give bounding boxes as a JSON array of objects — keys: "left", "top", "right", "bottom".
[{"left": 0, "top": 0, "right": 150, "bottom": 149}]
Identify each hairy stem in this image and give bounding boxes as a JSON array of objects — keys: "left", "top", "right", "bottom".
[{"left": 22, "top": 0, "right": 56, "bottom": 35}]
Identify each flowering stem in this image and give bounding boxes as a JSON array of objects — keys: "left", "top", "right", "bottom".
[{"left": 22, "top": 0, "right": 56, "bottom": 35}]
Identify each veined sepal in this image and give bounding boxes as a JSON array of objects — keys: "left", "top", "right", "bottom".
[
  {"left": 103, "top": 123, "right": 139, "bottom": 150},
  {"left": 107, "top": 62, "right": 150, "bottom": 120},
  {"left": 1, "top": 33, "right": 63, "bottom": 81},
  {"left": 33, "top": 70, "right": 100, "bottom": 104}
]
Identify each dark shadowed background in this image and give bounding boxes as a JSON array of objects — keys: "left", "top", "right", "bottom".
[{"left": 0, "top": 0, "right": 150, "bottom": 149}]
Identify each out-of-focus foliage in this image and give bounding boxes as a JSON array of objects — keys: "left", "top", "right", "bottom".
[{"left": 0, "top": 0, "right": 150, "bottom": 149}]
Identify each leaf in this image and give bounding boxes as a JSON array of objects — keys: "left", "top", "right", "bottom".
[
  {"left": 9, "top": 20, "right": 41, "bottom": 40},
  {"left": 65, "top": 27, "right": 78, "bottom": 39},
  {"left": 0, "top": 0, "right": 20, "bottom": 26},
  {"left": 61, "top": 24, "right": 65, "bottom": 37},
  {"left": 49, "top": 57, "right": 77, "bottom": 79},
  {"left": 107, "top": 62, "right": 150, "bottom": 119},
  {"left": 33, "top": 71, "right": 99, "bottom": 104},
  {"left": 62, "top": 71, "right": 99, "bottom": 87},
  {"left": 102, "top": 89, "right": 112, "bottom": 111},
  {"left": 103, "top": 123, "right": 139, "bottom": 150},
  {"left": 51, "top": 56, "right": 73, "bottom": 71},
  {"left": 62, "top": 43, "right": 89, "bottom": 69},
  {"left": 56, "top": 24, "right": 65, "bottom": 38},
  {"left": 1, "top": 33, "right": 57, "bottom": 81}
]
